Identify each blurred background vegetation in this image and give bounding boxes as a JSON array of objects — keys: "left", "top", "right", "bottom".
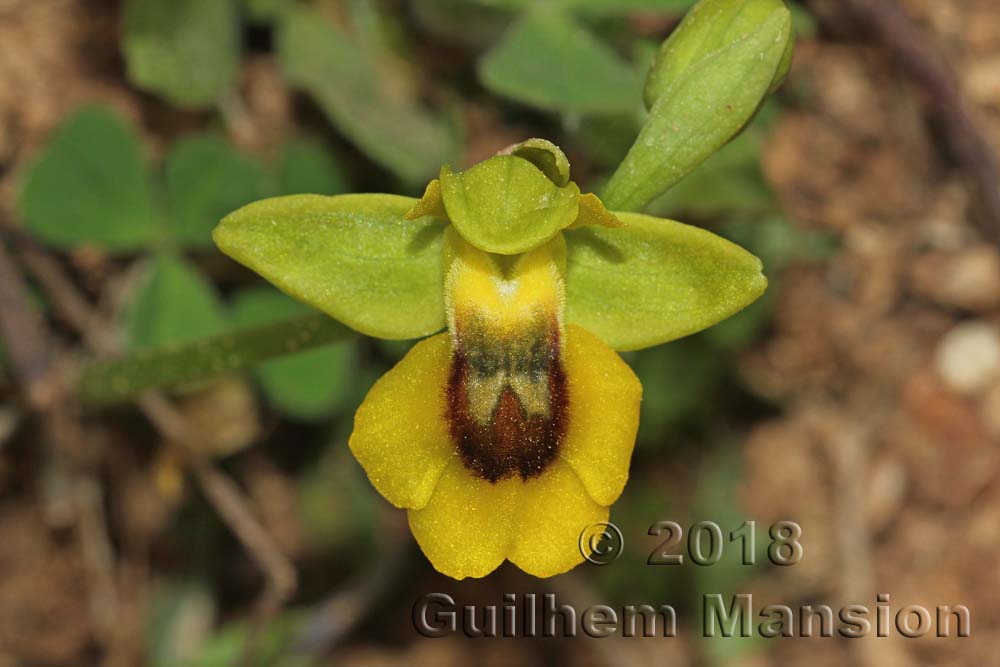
[{"left": 2, "top": 0, "right": 1000, "bottom": 666}]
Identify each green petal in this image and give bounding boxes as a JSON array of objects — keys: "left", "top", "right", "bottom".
[
  {"left": 498, "top": 138, "right": 571, "bottom": 187},
  {"left": 214, "top": 194, "right": 447, "bottom": 339},
  {"left": 564, "top": 212, "right": 767, "bottom": 351},
  {"left": 602, "top": 0, "right": 792, "bottom": 212},
  {"left": 440, "top": 155, "right": 580, "bottom": 255}
]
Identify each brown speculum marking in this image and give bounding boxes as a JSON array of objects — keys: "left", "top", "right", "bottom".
[{"left": 445, "top": 314, "right": 568, "bottom": 483}]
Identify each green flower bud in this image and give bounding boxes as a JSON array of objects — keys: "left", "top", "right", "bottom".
[{"left": 603, "top": 0, "right": 794, "bottom": 213}]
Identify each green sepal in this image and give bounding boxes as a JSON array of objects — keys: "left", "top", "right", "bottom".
[
  {"left": 564, "top": 212, "right": 767, "bottom": 351},
  {"left": 213, "top": 194, "right": 447, "bottom": 339},
  {"left": 603, "top": 0, "right": 792, "bottom": 212},
  {"left": 439, "top": 155, "right": 580, "bottom": 255}
]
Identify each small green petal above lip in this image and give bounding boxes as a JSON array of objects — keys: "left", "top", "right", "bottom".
[
  {"left": 439, "top": 155, "right": 580, "bottom": 255},
  {"left": 564, "top": 212, "right": 767, "bottom": 351},
  {"left": 214, "top": 194, "right": 447, "bottom": 340},
  {"left": 498, "top": 138, "right": 571, "bottom": 187}
]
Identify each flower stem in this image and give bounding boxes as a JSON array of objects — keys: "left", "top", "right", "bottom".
[{"left": 77, "top": 312, "right": 352, "bottom": 406}]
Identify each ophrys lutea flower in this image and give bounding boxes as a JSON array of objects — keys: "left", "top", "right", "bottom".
[{"left": 213, "top": 140, "right": 767, "bottom": 579}]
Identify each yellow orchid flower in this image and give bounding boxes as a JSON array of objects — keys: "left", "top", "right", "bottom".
[{"left": 214, "top": 140, "right": 768, "bottom": 579}]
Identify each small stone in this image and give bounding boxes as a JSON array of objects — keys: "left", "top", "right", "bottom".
[
  {"left": 909, "top": 244, "right": 1000, "bottom": 312},
  {"left": 935, "top": 321, "right": 1000, "bottom": 395},
  {"left": 981, "top": 382, "right": 1000, "bottom": 438}
]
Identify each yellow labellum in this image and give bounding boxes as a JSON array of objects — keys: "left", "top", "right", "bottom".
[{"left": 349, "top": 230, "right": 641, "bottom": 579}]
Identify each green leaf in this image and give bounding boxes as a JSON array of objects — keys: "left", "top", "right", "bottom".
[
  {"left": 564, "top": 212, "right": 767, "bottom": 350},
  {"left": 558, "top": 0, "right": 697, "bottom": 15},
  {"left": 123, "top": 0, "right": 241, "bottom": 108},
  {"left": 241, "top": 0, "right": 294, "bottom": 23},
  {"left": 632, "top": 337, "right": 725, "bottom": 438},
  {"left": 147, "top": 581, "right": 216, "bottom": 667},
  {"left": 276, "top": 7, "right": 460, "bottom": 184},
  {"left": 165, "top": 134, "right": 273, "bottom": 249},
  {"left": 214, "top": 194, "right": 447, "bottom": 339},
  {"left": 127, "top": 254, "right": 227, "bottom": 351},
  {"left": 479, "top": 11, "right": 640, "bottom": 115},
  {"left": 231, "top": 287, "right": 353, "bottom": 420},
  {"left": 78, "top": 312, "right": 351, "bottom": 406},
  {"left": 188, "top": 612, "right": 306, "bottom": 667},
  {"left": 277, "top": 138, "right": 347, "bottom": 195},
  {"left": 602, "top": 0, "right": 793, "bottom": 211},
  {"left": 19, "top": 106, "right": 158, "bottom": 250},
  {"left": 440, "top": 155, "right": 580, "bottom": 255}
]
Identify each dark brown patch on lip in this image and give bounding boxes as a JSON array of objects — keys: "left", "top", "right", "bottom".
[{"left": 445, "top": 329, "right": 568, "bottom": 483}]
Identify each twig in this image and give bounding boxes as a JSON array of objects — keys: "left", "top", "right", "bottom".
[
  {"left": 139, "top": 393, "right": 298, "bottom": 613},
  {"left": 14, "top": 233, "right": 116, "bottom": 354},
  {"left": 808, "top": 0, "right": 1000, "bottom": 243},
  {"left": 293, "top": 510, "right": 411, "bottom": 656},
  {"left": 0, "top": 231, "right": 57, "bottom": 407},
  {"left": 7, "top": 230, "right": 299, "bottom": 662},
  {"left": 0, "top": 233, "right": 120, "bottom": 648}
]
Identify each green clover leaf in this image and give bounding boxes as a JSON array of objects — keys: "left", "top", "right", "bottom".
[
  {"left": 164, "top": 134, "right": 274, "bottom": 249},
  {"left": 127, "top": 253, "right": 228, "bottom": 351},
  {"left": 231, "top": 287, "right": 354, "bottom": 420},
  {"left": 19, "top": 106, "right": 158, "bottom": 251}
]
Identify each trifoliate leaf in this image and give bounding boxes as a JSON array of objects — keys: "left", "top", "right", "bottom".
[
  {"left": 19, "top": 106, "right": 158, "bottom": 250},
  {"left": 123, "top": 0, "right": 241, "bottom": 108},
  {"left": 164, "top": 134, "right": 273, "bottom": 249},
  {"left": 564, "top": 212, "right": 767, "bottom": 350},
  {"left": 277, "top": 138, "right": 348, "bottom": 196},
  {"left": 127, "top": 254, "right": 228, "bottom": 350},
  {"left": 439, "top": 155, "right": 580, "bottom": 255},
  {"left": 479, "top": 11, "right": 640, "bottom": 115},
  {"left": 230, "top": 287, "right": 353, "bottom": 420},
  {"left": 214, "top": 194, "right": 447, "bottom": 339}
]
